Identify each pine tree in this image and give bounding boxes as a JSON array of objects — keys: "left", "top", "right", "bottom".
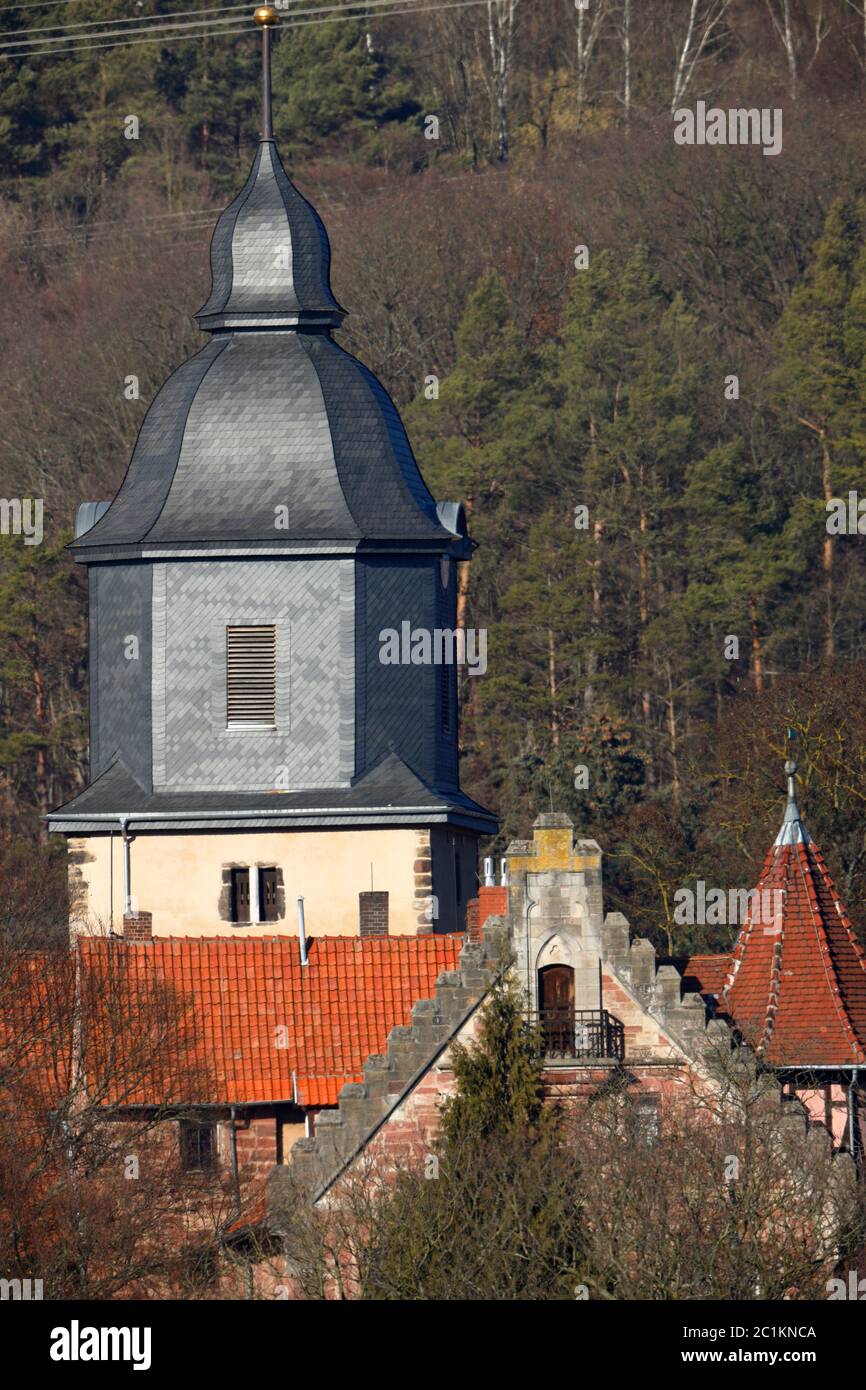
[
  {"left": 552, "top": 248, "right": 701, "bottom": 794},
  {"left": 271, "top": 21, "right": 420, "bottom": 162},
  {"left": 408, "top": 270, "right": 552, "bottom": 784},
  {"left": 658, "top": 438, "right": 795, "bottom": 710},
  {"left": 771, "top": 197, "right": 866, "bottom": 659},
  {"left": 440, "top": 970, "right": 547, "bottom": 1143},
  {"left": 356, "top": 971, "right": 591, "bottom": 1300},
  {"left": 0, "top": 534, "right": 86, "bottom": 836}
]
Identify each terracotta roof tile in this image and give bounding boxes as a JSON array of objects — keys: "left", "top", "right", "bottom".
[
  {"left": 681, "top": 953, "right": 731, "bottom": 998},
  {"left": 75, "top": 934, "right": 465, "bottom": 1107},
  {"left": 723, "top": 840, "right": 866, "bottom": 1066}
]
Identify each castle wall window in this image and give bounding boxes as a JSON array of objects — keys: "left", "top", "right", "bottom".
[
  {"left": 634, "top": 1095, "right": 660, "bottom": 1147},
  {"left": 223, "top": 865, "right": 283, "bottom": 924},
  {"left": 179, "top": 1119, "right": 217, "bottom": 1174},
  {"left": 226, "top": 625, "right": 276, "bottom": 728}
]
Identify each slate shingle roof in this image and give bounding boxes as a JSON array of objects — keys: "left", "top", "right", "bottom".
[
  {"left": 71, "top": 139, "right": 451, "bottom": 555},
  {"left": 75, "top": 934, "right": 465, "bottom": 1107},
  {"left": 195, "top": 139, "right": 344, "bottom": 331},
  {"left": 47, "top": 752, "right": 498, "bottom": 835}
]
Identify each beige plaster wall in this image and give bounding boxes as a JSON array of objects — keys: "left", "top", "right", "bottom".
[{"left": 69, "top": 827, "right": 443, "bottom": 938}]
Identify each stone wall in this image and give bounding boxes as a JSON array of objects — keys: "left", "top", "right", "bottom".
[{"left": 270, "top": 928, "right": 507, "bottom": 1210}]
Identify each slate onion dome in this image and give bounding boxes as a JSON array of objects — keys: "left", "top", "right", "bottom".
[
  {"left": 195, "top": 7, "right": 343, "bottom": 335},
  {"left": 72, "top": 5, "right": 465, "bottom": 558}
]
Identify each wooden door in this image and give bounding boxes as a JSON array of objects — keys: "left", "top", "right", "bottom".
[{"left": 538, "top": 964, "right": 575, "bottom": 1054}]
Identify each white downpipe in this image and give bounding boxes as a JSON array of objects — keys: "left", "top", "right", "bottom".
[
  {"left": 297, "top": 896, "right": 308, "bottom": 966},
  {"left": 119, "top": 815, "right": 132, "bottom": 913}
]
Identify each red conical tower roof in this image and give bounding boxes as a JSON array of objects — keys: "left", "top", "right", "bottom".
[{"left": 722, "top": 761, "right": 866, "bottom": 1066}]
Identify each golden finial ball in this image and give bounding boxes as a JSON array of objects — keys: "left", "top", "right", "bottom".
[{"left": 254, "top": 5, "right": 280, "bottom": 26}]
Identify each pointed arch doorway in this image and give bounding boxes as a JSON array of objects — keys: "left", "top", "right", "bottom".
[{"left": 538, "top": 963, "right": 575, "bottom": 1055}]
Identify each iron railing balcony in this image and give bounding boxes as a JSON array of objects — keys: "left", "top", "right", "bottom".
[{"left": 527, "top": 1008, "right": 625, "bottom": 1062}]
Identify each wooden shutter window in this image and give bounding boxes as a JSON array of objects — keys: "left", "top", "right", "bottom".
[
  {"left": 226, "top": 625, "right": 276, "bottom": 727},
  {"left": 261, "top": 868, "right": 279, "bottom": 922},
  {"left": 231, "top": 867, "right": 250, "bottom": 923}
]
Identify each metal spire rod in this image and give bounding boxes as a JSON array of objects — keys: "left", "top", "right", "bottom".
[
  {"left": 774, "top": 756, "right": 811, "bottom": 848},
  {"left": 254, "top": 5, "right": 280, "bottom": 140}
]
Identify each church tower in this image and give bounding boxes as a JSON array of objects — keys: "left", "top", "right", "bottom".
[{"left": 49, "top": 8, "right": 496, "bottom": 939}]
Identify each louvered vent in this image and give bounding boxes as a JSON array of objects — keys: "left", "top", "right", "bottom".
[{"left": 226, "top": 625, "right": 276, "bottom": 727}]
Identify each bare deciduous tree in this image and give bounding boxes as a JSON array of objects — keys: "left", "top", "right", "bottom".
[
  {"left": 482, "top": 0, "right": 521, "bottom": 162},
  {"left": 671, "top": 0, "right": 733, "bottom": 112},
  {"left": 273, "top": 1035, "right": 863, "bottom": 1300},
  {"left": 574, "top": 0, "right": 609, "bottom": 134},
  {"left": 0, "top": 935, "right": 271, "bottom": 1299},
  {"left": 765, "top": 0, "right": 800, "bottom": 97}
]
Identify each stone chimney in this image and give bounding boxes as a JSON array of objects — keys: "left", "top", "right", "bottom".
[
  {"left": 123, "top": 910, "right": 153, "bottom": 942},
  {"left": 359, "top": 891, "right": 389, "bottom": 938}
]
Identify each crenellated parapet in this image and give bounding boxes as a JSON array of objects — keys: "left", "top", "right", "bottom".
[{"left": 270, "top": 927, "right": 508, "bottom": 1214}]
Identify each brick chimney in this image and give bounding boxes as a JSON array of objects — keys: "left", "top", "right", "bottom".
[
  {"left": 359, "top": 891, "right": 389, "bottom": 938},
  {"left": 466, "top": 885, "right": 508, "bottom": 943},
  {"left": 123, "top": 910, "right": 153, "bottom": 942}
]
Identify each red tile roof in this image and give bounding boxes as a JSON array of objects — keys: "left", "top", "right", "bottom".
[
  {"left": 76, "top": 934, "right": 465, "bottom": 1107},
  {"left": 0, "top": 951, "right": 74, "bottom": 1112},
  {"left": 681, "top": 953, "right": 731, "bottom": 999},
  {"left": 722, "top": 839, "right": 866, "bottom": 1066}
]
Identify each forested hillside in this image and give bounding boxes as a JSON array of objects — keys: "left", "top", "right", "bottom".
[{"left": 3, "top": 0, "right": 866, "bottom": 952}]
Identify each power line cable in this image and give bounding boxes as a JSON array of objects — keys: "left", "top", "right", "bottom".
[
  {"left": 0, "top": 11, "right": 251, "bottom": 49},
  {"left": 20, "top": 166, "right": 480, "bottom": 250},
  {"left": 0, "top": 0, "right": 481, "bottom": 50},
  {"left": 27, "top": 207, "right": 223, "bottom": 245},
  {"left": 0, "top": 0, "right": 150, "bottom": 12},
  {"left": 1, "top": 3, "right": 251, "bottom": 41}
]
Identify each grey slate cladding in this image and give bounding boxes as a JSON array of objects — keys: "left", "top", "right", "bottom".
[
  {"left": 71, "top": 139, "right": 450, "bottom": 555},
  {"left": 146, "top": 334, "right": 357, "bottom": 544},
  {"left": 360, "top": 555, "right": 458, "bottom": 793},
  {"left": 153, "top": 558, "right": 349, "bottom": 792},
  {"left": 302, "top": 334, "right": 442, "bottom": 535},
  {"left": 72, "top": 336, "right": 231, "bottom": 552},
  {"left": 56, "top": 130, "right": 496, "bottom": 840},
  {"left": 435, "top": 555, "right": 459, "bottom": 789},
  {"left": 91, "top": 563, "right": 153, "bottom": 789}
]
